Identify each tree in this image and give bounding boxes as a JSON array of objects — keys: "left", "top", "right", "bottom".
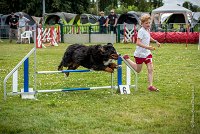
[
  {"left": 182, "top": 1, "right": 192, "bottom": 9},
  {"left": 117, "top": 0, "right": 163, "bottom": 12},
  {"left": 182, "top": 1, "right": 200, "bottom": 12},
  {"left": 98, "top": 0, "right": 118, "bottom": 15},
  {"left": 0, "top": 0, "right": 90, "bottom": 16}
]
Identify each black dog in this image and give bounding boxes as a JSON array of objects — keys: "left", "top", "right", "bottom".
[{"left": 58, "top": 43, "right": 119, "bottom": 76}]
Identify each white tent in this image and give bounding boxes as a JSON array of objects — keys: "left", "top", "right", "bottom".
[
  {"left": 151, "top": 5, "right": 192, "bottom": 25},
  {"left": 192, "top": 12, "right": 200, "bottom": 27}
]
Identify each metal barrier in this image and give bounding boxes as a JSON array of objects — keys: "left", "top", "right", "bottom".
[
  {"left": 0, "top": 25, "right": 35, "bottom": 39},
  {"left": 0, "top": 25, "right": 9, "bottom": 39},
  {"left": 62, "top": 24, "right": 122, "bottom": 34}
]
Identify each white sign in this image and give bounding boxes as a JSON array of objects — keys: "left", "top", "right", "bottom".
[{"left": 119, "top": 85, "right": 130, "bottom": 94}]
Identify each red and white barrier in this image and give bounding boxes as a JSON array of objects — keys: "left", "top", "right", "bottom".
[
  {"left": 123, "top": 24, "right": 137, "bottom": 43},
  {"left": 36, "top": 26, "right": 61, "bottom": 48}
]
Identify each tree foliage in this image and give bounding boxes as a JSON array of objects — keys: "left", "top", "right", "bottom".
[
  {"left": 183, "top": 1, "right": 200, "bottom": 12},
  {"left": 0, "top": 0, "right": 90, "bottom": 16},
  {"left": 117, "top": 0, "right": 163, "bottom": 14},
  {"left": 1, "top": 0, "right": 183, "bottom": 16}
]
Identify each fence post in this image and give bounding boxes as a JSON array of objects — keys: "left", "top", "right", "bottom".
[
  {"left": 164, "top": 24, "right": 167, "bottom": 43},
  {"left": 117, "top": 25, "right": 120, "bottom": 43},
  {"left": 89, "top": 25, "right": 91, "bottom": 43},
  {"left": 60, "top": 24, "right": 64, "bottom": 43}
]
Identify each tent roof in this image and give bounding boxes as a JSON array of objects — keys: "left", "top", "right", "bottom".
[
  {"left": 80, "top": 14, "right": 98, "bottom": 24},
  {"left": 192, "top": 12, "right": 200, "bottom": 21},
  {"left": 2, "top": 12, "right": 35, "bottom": 25},
  {"left": 165, "top": 14, "right": 186, "bottom": 23},
  {"left": 44, "top": 12, "right": 79, "bottom": 24},
  {"left": 152, "top": 5, "right": 192, "bottom": 14},
  {"left": 191, "top": 12, "right": 200, "bottom": 27},
  {"left": 127, "top": 11, "right": 148, "bottom": 18},
  {"left": 117, "top": 13, "right": 140, "bottom": 24}
]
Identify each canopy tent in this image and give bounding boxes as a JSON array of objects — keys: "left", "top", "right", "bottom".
[
  {"left": 151, "top": 5, "right": 198, "bottom": 45},
  {"left": 117, "top": 12, "right": 140, "bottom": 24},
  {"left": 192, "top": 12, "right": 200, "bottom": 26},
  {"left": 151, "top": 5, "right": 192, "bottom": 25},
  {"left": 78, "top": 14, "right": 98, "bottom": 25},
  {"left": 44, "top": 12, "right": 80, "bottom": 25},
  {"left": 44, "top": 12, "right": 98, "bottom": 26},
  {"left": 1, "top": 12, "right": 36, "bottom": 26},
  {"left": 32, "top": 16, "right": 42, "bottom": 25},
  {"left": 0, "top": 14, "right": 3, "bottom": 25},
  {"left": 160, "top": 13, "right": 172, "bottom": 23},
  {"left": 165, "top": 14, "right": 186, "bottom": 23}
]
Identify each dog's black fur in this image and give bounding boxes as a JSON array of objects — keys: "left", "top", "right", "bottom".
[{"left": 58, "top": 43, "right": 119, "bottom": 76}]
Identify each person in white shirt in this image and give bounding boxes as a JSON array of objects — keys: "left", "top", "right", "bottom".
[
  {"left": 123, "top": 14, "right": 161, "bottom": 91},
  {"left": 17, "top": 13, "right": 30, "bottom": 43}
]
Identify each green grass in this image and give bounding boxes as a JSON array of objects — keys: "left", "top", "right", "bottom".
[{"left": 0, "top": 40, "right": 200, "bottom": 134}]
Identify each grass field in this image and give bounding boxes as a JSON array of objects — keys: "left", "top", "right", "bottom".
[{"left": 0, "top": 40, "right": 200, "bottom": 134}]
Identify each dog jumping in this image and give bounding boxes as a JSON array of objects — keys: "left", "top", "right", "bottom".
[{"left": 58, "top": 43, "right": 119, "bottom": 76}]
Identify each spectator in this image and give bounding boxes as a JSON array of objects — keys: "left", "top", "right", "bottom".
[
  {"left": 189, "top": 23, "right": 194, "bottom": 32},
  {"left": 9, "top": 12, "right": 18, "bottom": 43},
  {"left": 106, "top": 9, "right": 118, "bottom": 34},
  {"left": 98, "top": 11, "right": 106, "bottom": 34},
  {"left": 179, "top": 24, "right": 185, "bottom": 32},
  {"left": 17, "top": 13, "right": 30, "bottom": 43}
]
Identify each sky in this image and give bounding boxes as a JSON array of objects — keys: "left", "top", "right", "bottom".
[{"left": 163, "top": 0, "right": 200, "bottom": 6}]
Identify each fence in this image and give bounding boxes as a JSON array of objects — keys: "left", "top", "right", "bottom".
[
  {"left": 0, "top": 25, "right": 35, "bottom": 39},
  {"left": 62, "top": 24, "right": 121, "bottom": 34},
  {"left": 0, "top": 25, "right": 9, "bottom": 39},
  {"left": 1, "top": 23, "right": 199, "bottom": 43}
]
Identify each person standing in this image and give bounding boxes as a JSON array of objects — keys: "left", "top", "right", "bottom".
[
  {"left": 105, "top": 9, "right": 118, "bottom": 34},
  {"left": 123, "top": 14, "right": 161, "bottom": 91},
  {"left": 98, "top": 11, "right": 106, "bottom": 34},
  {"left": 9, "top": 12, "right": 18, "bottom": 43},
  {"left": 17, "top": 13, "right": 30, "bottom": 43}
]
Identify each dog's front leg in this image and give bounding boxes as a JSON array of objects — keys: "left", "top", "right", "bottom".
[
  {"left": 104, "top": 67, "right": 114, "bottom": 73},
  {"left": 92, "top": 65, "right": 114, "bottom": 73},
  {"left": 109, "top": 63, "right": 118, "bottom": 70},
  {"left": 58, "top": 62, "right": 63, "bottom": 71}
]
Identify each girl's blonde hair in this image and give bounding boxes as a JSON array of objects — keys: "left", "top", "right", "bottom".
[{"left": 140, "top": 14, "right": 151, "bottom": 24}]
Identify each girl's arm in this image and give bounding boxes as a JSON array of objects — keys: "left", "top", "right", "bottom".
[
  {"left": 150, "top": 37, "right": 161, "bottom": 47},
  {"left": 136, "top": 38, "right": 155, "bottom": 50}
]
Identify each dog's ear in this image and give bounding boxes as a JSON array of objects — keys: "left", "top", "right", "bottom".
[
  {"left": 107, "top": 43, "right": 113, "bottom": 46},
  {"left": 98, "top": 46, "right": 105, "bottom": 53}
]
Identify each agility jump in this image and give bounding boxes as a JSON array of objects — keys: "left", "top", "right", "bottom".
[{"left": 3, "top": 27, "right": 138, "bottom": 100}]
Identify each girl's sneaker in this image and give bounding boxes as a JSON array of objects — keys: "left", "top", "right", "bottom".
[
  {"left": 148, "top": 86, "right": 159, "bottom": 91},
  {"left": 123, "top": 55, "right": 130, "bottom": 60}
]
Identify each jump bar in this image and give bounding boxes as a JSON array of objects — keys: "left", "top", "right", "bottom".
[
  {"left": 62, "top": 87, "right": 90, "bottom": 92},
  {"left": 37, "top": 70, "right": 91, "bottom": 74}
]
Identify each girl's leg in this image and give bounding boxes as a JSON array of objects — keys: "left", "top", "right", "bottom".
[
  {"left": 126, "top": 59, "right": 143, "bottom": 73},
  {"left": 146, "top": 62, "right": 153, "bottom": 86}
]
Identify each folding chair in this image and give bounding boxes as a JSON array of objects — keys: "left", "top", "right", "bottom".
[{"left": 21, "top": 31, "right": 32, "bottom": 44}]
